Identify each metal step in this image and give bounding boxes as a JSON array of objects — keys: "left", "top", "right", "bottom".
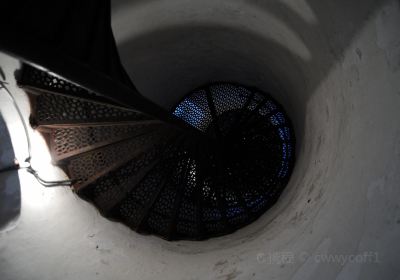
[
  {"left": 64, "top": 128, "right": 173, "bottom": 190},
  {"left": 107, "top": 137, "right": 185, "bottom": 230},
  {"left": 26, "top": 90, "right": 153, "bottom": 128},
  {"left": 82, "top": 134, "right": 181, "bottom": 215},
  {"left": 18, "top": 64, "right": 121, "bottom": 106},
  {"left": 43, "top": 121, "right": 164, "bottom": 163},
  {"left": 141, "top": 138, "right": 195, "bottom": 240}
]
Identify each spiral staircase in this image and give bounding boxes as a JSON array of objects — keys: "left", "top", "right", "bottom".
[
  {"left": 2, "top": 1, "right": 400, "bottom": 279},
  {"left": 0, "top": 0, "right": 295, "bottom": 241},
  {"left": 16, "top": 63, "right": 295, "bottom": 241}
]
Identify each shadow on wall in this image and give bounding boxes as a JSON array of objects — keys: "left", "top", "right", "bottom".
[
  {"left": 113, "top": 0, "right": 390, "bottom": 144},
  {"left": 115, "top": 0, "right": 387, "bottom": 96},
  {"left": 0, "top": 106, "right": 21, "bottom": 232}
]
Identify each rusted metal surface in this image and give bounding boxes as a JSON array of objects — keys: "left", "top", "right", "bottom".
[
  {"left": 26, "top": 89, "right": 152, "bottom": 127},
  {"left": 65, "top": 128, "right": 174, "bottom": 191},
  {"left": 47, "top": 122, "right": 164, "bottom": 163}
]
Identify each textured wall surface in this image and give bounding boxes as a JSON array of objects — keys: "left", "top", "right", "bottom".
[{"left": 1, "top": 0, "right": 400, "bottom": 279}]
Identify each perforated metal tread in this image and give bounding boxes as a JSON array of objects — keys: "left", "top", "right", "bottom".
[
  {"left": 18, "top": 64, "right": 121, "bottom": 106},
  {"left": 106, "top": 135, "right": 187, "bottom": 230},
  {"left": 44, "top": 121, "right": 164, "bottom": 163},
  {"left": 26, "top": 90, "right": 151, "bottom": 127},
  {"left": 65, "top": 128, "right": 175, "bottom": 190},
  {"left": 142, "top": 138, "right": 196, "bottom": 239},
  {"left": 78, "top": 134, "right": 182, "bottom": 214}
]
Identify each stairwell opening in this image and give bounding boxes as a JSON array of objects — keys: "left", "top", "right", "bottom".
[{"left": 170, "top": 82, "right": 296, "bottom": 240}]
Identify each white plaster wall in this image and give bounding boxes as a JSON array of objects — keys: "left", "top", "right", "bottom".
[{"left": 1, "top": 0, "right": 400, "bottom": 279}]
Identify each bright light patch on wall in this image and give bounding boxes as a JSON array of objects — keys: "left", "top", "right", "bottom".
[
  {"left": 0, "top": 55, "right": 69, "bottom": 205},
  {"left": 0, "top": 86, "right": 60, "bottom": 171}
]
